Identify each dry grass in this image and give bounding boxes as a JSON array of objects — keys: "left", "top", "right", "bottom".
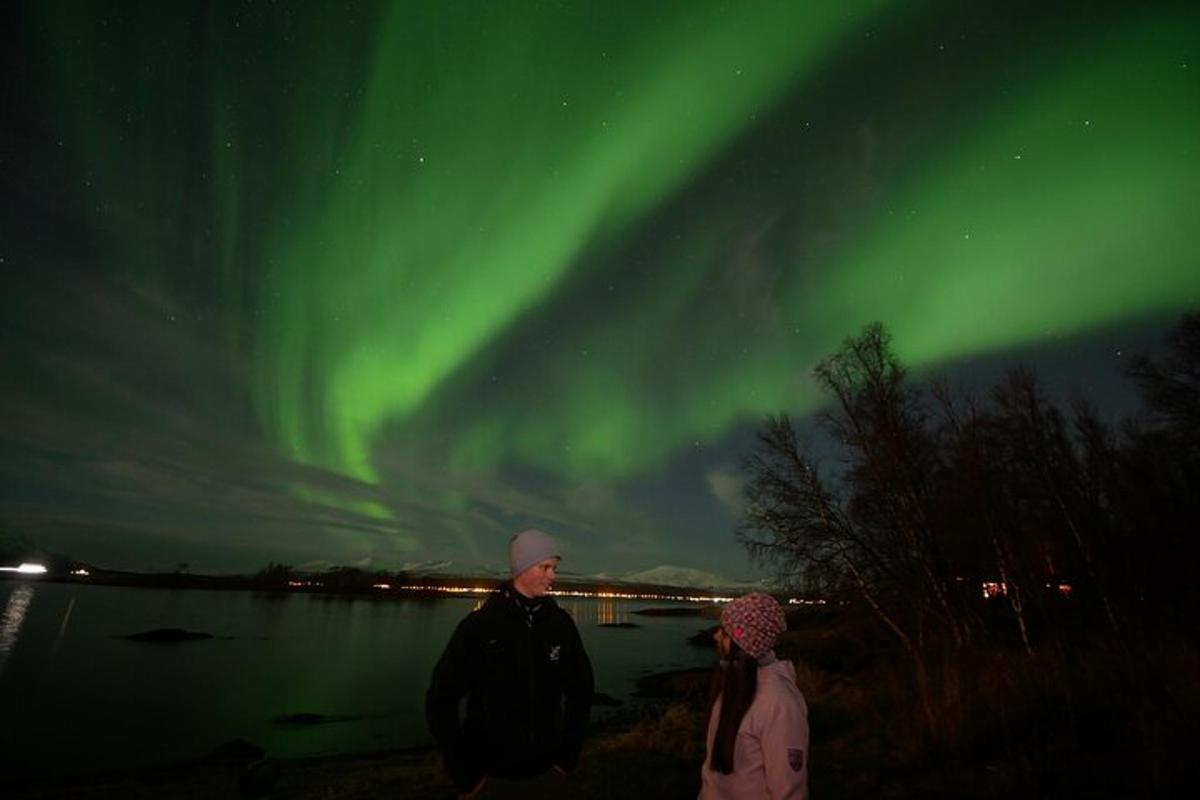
[{"left": 590, "top": 702, "right": 706, "bottom": 761}]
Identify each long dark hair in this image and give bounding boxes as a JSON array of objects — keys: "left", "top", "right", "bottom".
[{"left": 708, "top": 640, "right": 758, "bottom": 774}]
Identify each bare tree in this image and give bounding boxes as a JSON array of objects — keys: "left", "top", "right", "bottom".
[
  {"left": 1119, "top": 312, "right": 1200, "bottom": 619},
  {"left": 813, "top": 324, "right": 971, "bottom": 646},
  {"left": 990, "top": 368, "right": 1123, "bottom": 642},
  {"left": 1126, "top": 312, "right": 1200, "bottom": 443},
  {"left": 738, "top": 413, "right": 939, "bottom": 731},
  {"left": 738, "top": 324, "right": 971, "bottom": 732},
  {"left": 932, "top": 381, "right": 1036, "bottom": 654}
]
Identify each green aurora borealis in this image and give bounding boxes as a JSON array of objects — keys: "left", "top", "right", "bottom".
[{"left": 2, "top": 1, "right": 1198, "bottom": 575}]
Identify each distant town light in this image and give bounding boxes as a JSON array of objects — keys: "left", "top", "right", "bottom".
[
  {"left": 71, "top": 568, "right": 90, "bottom": 576},
  {"left": 372, "top": 583, "right": 392, "bottom": 590},
  {"left": 0, "top": 563, "right": 48, "bottom": 574},
  {"left": 981, "top": 581, "right": 1008, "bottom": 600},
  {"left": 392, "top": 584, "right": 735, "bottom": 603}
]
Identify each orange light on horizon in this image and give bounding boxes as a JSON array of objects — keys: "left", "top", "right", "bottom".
[
  {"left": 982, "top": 581, "right": 1008, "bottom": 600},
  {"left": 393, "top": 584, "right": 732, "bottom": 603}
]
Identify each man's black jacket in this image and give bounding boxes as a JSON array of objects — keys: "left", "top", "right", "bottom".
[{"left": 425, "top": 585, "right": 594, "bottom": 791}]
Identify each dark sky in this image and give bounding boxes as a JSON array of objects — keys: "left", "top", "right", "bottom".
[{"left": 2, "top": 1, "right": 1197, "bottom": 579}]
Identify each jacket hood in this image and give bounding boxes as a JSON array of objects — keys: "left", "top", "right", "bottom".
[{"left": 759, "top": 656, "right": 797, "bottom": 684}]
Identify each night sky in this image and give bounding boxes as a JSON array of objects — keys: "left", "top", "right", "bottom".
[{"left": 2, "top": 1, "right": 1197, "bottom": 579}]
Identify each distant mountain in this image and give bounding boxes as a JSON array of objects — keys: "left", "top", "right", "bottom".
[
  {"left": 620, "top": 565, "right": 748, "bottom": 590},
  {"left": 399, "top": 559, "right": 453, "bottom": 574}
]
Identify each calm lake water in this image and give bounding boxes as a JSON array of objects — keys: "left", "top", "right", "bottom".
[{"left": 0, "top": 580, "right": 716, "bottom": 780}]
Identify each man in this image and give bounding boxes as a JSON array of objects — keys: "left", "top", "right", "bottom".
[{"left": 426, "top": 528, "right": 594, "bottom": 799}]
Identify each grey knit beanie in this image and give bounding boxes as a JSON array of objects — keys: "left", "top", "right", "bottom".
[{"left": 509, "top": 528, "right": 560, "bottom": 576}]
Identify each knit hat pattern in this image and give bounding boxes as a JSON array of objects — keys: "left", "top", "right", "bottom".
[
  {"left": 721, "top": 592, "right": 786, "bottom": 659},
  {"left": 509, "top": 528, "right": 560, "bottom": 576}
]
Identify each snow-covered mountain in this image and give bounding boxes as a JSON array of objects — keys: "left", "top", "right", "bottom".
[
  {"left": 620, "top": 565, "right": 758, "bottom": 590},
  {"left": 399, "top": 559, "right": 453, "bottom": 573}
]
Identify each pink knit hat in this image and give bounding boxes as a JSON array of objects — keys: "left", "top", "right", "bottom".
[{"left": 721, "top": 593, "right": 786, "bottom": 659}]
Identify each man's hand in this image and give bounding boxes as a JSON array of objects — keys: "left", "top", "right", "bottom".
[{"left": 459, "top": 776, "right": 487, "bottom": 799}]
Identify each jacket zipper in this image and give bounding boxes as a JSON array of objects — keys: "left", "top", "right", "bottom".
[{"left": 526, "top": 610, "right": 536, "bottom": 745}]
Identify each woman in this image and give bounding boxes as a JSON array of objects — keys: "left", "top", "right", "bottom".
[{"left": 699, "top": 593, "right": 809, "bottom": 800}]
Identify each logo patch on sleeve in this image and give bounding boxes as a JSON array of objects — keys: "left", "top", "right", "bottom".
[
  {"left": 548, "top": 644, "right": 561, "bottom": 661},
  {"left": 787, "top": 747, "right": 805, "bottom": 772}
]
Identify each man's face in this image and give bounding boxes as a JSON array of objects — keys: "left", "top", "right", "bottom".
[{"left": 514, "top": 556, "right": 559, "bottom": 598}]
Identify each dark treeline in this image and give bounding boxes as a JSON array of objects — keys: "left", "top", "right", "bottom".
[{"left": 738, "top": 313, "right": 1199, "bottom": 793}]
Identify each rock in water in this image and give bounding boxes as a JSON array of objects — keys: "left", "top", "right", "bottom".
[
  {"left": 124, "top": 628, "right": 213, "bottom": 643},
  {"left": 272, "top": 712, "right": 328, "bottom": 725}
]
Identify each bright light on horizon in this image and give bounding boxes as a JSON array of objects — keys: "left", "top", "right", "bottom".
[{"left": 0, "top": 563, "right": 48, "bottom": 575}]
